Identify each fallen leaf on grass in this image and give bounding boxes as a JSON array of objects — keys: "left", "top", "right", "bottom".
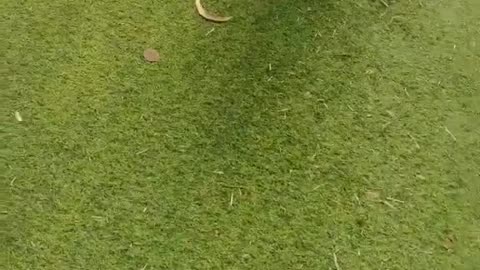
[
  {"left": 195, "top": 0, "right": 232, "bottom": 23},
  {"left": 143, "top": 48, "right": 160, "bottom": 63},
  {"left": 442, "top": 233, "right": 456, "bottom": 251}
]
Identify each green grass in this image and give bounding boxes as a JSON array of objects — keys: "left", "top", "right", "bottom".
[{"left": 2, "top": 0, "right": 480, "bottom": 269}]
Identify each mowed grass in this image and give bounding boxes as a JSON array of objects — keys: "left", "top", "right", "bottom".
[{"left": 2, "top": 0, "right": 480, "bottom": 269}]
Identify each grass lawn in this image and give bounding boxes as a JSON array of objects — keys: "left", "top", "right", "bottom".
[{"left": 3, "top": 0, "right": 480, "bottom": 269}]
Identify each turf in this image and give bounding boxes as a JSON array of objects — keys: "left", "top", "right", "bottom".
[{"left": 2, "top": 0, "right": 480, "bottom": 269}]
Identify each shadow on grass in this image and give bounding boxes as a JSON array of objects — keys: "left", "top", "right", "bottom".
[{"left": 183, "top": 0, "right": 378, "bottom": 176}]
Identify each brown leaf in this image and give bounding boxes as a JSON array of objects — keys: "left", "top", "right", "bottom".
[
  {"left": 143, "top": 48, "right": 160, "bottom": 63},
  {"left": 195, "top": 0, "right": 232, "bottom": 23}
]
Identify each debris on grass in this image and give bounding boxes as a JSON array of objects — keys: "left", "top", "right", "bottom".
[
  {"left": 140, "top": 263, "right": 148, "bottom": 270},
  {"left": 416, "top": 174, "right": 426, "bottom": 180},
  {"left": 333, "top": 251, "right": 341, "bottom": 270},
  {"left": 386, "top": 197, "right": 405, "bottom": 204},
  {"left": 229, "top": 192, "right": 234, "bottom": 207},
  {"left": 381, "top": 200, "right": 396, "bottom": 209},
  {"left": 205, "top": 27, "right": 215, "bottom": 36},
  {"left": 312, "top": 184, "right": 326, "bottom": 191},
  {"left": 143, "top": 48, "right": 160, "bottom": 63},
  {"left": 136, "top": 149, "right": 149, "bottom": 155},
  {"left": 382, "top": 121, "right": 392, "bottom": 130},
  {"left": 365, "top": 190, "right": 380, "bottom": 201},
  {"left": 354, "top": 193, "right": 361, "bottom": 204},
  {"left": 10, "top": 177, "right": 16, "bottom": 186},
  {"left": 444, "top": 126, "right": 457, "bottom": 142},
  {"left": 408, "top": 133, "right": 420, "bottom": 149},
  {"left": 379, "top": 0, "right": 389, "bottom": 8},
  {"left": 365, "top": 191, "right": 402, "bottom": 209},
  {"left": 365, "top": 67, "right": 376, "bottom": 75},
  {"left": 15, "top": 111, "right": 23, "bottom": 122},
  {"left": 442, "top": 233, "right": 456, "bottom": 251},
  {"left": 403, "top": 87, "right": 410, "bottom": 97},
  {"left": 195, "top": 0, "right": 232, "bottom": 23}
]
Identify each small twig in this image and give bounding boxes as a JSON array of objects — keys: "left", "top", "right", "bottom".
[
  {"left": 444, "top": 126, "right": 457, "bottom": 142},
  {"left": 389, "top": 15, "right": 403, "bottom": 25},
  {"left": 354, "top": 193, "right": 361, "bottom": 204},
  {"left": 140, "top": 263, "right": 148, "bottom": 270},
  {"left": 382, "top": 121, "right": 392, "bottom": 130},
  {"left": 229, "top": 192, "right": 234, "bottom": 207},
  {"left": 403, "top": 87, "right": 410, "bottom": 97},
  {"left": 381, "top": 200, "right": 396, "bottom": 209},
  {"left": 379, "top": 0, "right": 389, "bottom": 7},
  {"left": 386, "top": 197, "right": 405, "bottom": 204},
  {"left": 347, "top": 105, "right": 355, "bottom": 112},
  {"left": 408, "top": 133, "right": 420, "bottom": 149},
  {"left": 333, "top": 251, "right": 341, "bottom": 270},
  {"left": 268, "top": 63, "right": 272, "bottom": 71},
  {"left": 136, "top": 149, "right": 149, "bottom": 155},
  {"left": 10, "top": 177, "right": 17, "bottom": 186},
  {"left": 205, "top": 27, "right": 215, "bottom": 36}
]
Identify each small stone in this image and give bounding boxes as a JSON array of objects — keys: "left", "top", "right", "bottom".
[{"left": 143, "top": 48, "right": 160, "bottom": 63}]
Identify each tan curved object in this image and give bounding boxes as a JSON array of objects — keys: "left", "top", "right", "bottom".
[{"left": 195, "top": 0, "right": 232, "bottom": 22}]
